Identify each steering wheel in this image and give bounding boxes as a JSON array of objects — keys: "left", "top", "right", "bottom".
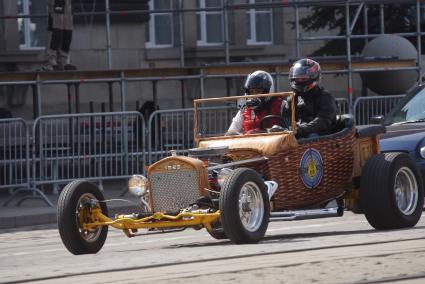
[{"left": 258, "top": 115, "right": 288, "bottom": 131}]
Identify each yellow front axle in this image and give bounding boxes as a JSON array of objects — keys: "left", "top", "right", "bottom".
[{"left": 82, "top": 208, "right": 220, "bottom": 232}]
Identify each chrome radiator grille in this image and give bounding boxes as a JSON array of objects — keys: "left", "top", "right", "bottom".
[{"left": 150, "top": 169, "right": 199, "bottom": 212}]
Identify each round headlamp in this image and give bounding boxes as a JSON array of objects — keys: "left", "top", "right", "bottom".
[
  {"left": 420, "top": 146, "right": 425, "bottom": 159},
  {"left": 128, "top": 175, "right": 148, "bottom": 197}
]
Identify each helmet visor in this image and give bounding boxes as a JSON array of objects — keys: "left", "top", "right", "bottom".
[
  {"left": 245, "top": 88, "right": 265, "bottom": 95},
  {"left": 290, "top": 77, "right": 314, "bottom": 92}
]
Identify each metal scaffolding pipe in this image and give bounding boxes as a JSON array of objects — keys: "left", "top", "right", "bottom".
[
  {"left": 41, "top": 78, "right": 122, "bottom": 84},
  {"left": 120, "top": 72, "right": 127, "bottom": 111},
  {"left": 1, "top": 0, "right": 417, "bottom": 21},
  {"left": 105, "top": 0, "right": 112, "bottom": 70},
  {"left": 0, "top": 0, "right": 422, "bottom": 118},
  {"left": 200, "top": 69, "right": 205, "bottom": 99},
  {"left": 224, "top": 0, "right": 230, "bottom": 65},
  {"left": 0, "top": 80, "right": 37, "bottom": 86},
  {"left": 178, "top": 0, "right": 185, "bottom": 67},
  {"left": 346, "top": 1, "right": 353, "bottom": 112},
  {"left": 295, "top": 5, "right": 301, "bottom": 58},
  {"left": 416, "top": 0, "right": 422, "bottom": 79},
  {"left": 301, "top": 32, "right": 425, "bottom": 41},
  {"left": 364, "top": 4, "right": 369, "bottom": 45},
  {"left": 380, "top": 4, "right": 385, "bottom": 34},
  {"left": 350, "top": 3, "right": 364, "bottom": 33},
  {"left": 36, "top": 75, "right": 42, "bottom": 117},
  {"left": 126, "top": 75, "right": 201, "bottom": 81}
]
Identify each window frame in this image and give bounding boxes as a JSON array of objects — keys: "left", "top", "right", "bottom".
[
  {"left": 18, "top": 0, "right": 45, "bottom": 50},
  {"left": 196, "top": 0, "right": 224, "bottom": 46},
  {"left": 246, "top": 0, "right": 273, "bottom": 46},
  {"left": 146, "top": 0, "right": 174, "bottom": 49}
]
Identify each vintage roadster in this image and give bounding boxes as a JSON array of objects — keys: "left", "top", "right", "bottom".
[{"left": 57, "top": 92, "right": 424, "bottom": 254}]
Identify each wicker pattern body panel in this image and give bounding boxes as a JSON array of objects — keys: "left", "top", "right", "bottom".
[{"left": 269, "top": 129, "right": 356, "bottom": 210}]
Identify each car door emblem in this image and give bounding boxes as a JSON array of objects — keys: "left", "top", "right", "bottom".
[{"left": 300, "top": 148, "right": 323, "bottom": 189}]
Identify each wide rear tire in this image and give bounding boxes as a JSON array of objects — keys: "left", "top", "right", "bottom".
[
  {"left": 219, "top": 168, "right": 269, "bottom": 244},
  {"left": 360, "top": 152, "right": 424, "bottom": 230},
  {"left": 57, "top": 180, "right": 108, "bottom": 255}
]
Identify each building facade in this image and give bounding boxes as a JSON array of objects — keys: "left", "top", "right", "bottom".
[{"left": 0, "top": 0, "right": 418, "bottom": 119}]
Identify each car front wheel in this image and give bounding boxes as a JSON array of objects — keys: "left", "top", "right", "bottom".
[
  {"left": 57, "top": 180, "right": 108, "bottom": 255},
  {"left": 219, "top": 168, "right": 269, "bottom": 244}
]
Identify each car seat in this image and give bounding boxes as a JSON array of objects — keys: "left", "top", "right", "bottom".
[{"left": 334, "top": 114, "right": 355, "bottom": 133}]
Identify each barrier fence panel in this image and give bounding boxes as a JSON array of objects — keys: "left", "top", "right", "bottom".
[
  {"left": 0, "top": 118, "right": 53, "bottom": 206},
  {"left": 336, "top": 98, "right": 350, "bottom": 114},
  {"left": 147, "top": 106, "right": 238, "bottom": 164},
  {"left": 198, "top": 106, "right": 239, "bottom": 138},
  {"left": 32, "top": 112, "right": 146, "bottom": 193},
  {"left": 0, "top": 118, "right": 30, "bottom": 191},
  {"left": 148, "top": 109, "right": 195, "bottom": 164},
  {"left": 353, "top": 95, "right": 406, "bottom": 125}
]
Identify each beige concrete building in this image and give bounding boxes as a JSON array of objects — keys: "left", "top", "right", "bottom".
[{"left": 0, "top": 0, "right": 417, "bottom": 119}]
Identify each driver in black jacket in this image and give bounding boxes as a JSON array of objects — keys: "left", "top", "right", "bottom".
[{"left": 284, "top": 59, "right": 337, "bottom": 138}]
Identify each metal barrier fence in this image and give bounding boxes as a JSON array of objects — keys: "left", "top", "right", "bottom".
[
  {"left": 32, "top": 112, "right": 146, "bottom": 194},
  {"left": 0, "top": 118, "right": 54, "bottom": 206},
  {"left": 198, "top": 106, "right": 239, "bottom": 138},
  {"left": 147, "top": 108, "right": 194, "bottom": 164},
  {"left": 147, "top": 106, "right": 238, "bottom": 164},
  {"left": 353, "top": 95, "right": 405, "bottom": 125},
  {"left": 0, "top": 118, "right": 30, "bottom": 191},
  {"left": 336, "top": 98, "right": 350, "bottom": 115}
]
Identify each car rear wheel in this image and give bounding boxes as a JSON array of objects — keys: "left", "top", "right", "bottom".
[
  {"left": 57, "top": 180, "right": 108, "bottom": 255},
  {"left": 360, "top": 152, "right": 424, "bottom": 230},
  {"left": 219, "top": 168, "right": 269, "bottom": 244}
]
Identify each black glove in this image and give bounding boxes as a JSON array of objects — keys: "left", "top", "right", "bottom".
[{"left": 295, "top": 125, "right": 304, "bottom": 138}]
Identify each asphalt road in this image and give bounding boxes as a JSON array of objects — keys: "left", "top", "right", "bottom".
[{"left": 1, "top": 212, "right": 425, "bottom": 284}]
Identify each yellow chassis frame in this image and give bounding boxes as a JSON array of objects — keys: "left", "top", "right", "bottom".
[{"left": 82, "top": 208, "right": 221, "bottom": 236}]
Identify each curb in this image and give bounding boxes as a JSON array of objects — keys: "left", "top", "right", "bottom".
[{"left": 0, "top": 204, "right": 140, "bottom": 230}]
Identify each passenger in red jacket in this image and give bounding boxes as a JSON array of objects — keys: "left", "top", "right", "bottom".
[{"left": 227, "top": 70, "right": 286, "bottom": 135}]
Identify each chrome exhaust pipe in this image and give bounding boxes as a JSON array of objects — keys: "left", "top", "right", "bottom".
[{"left": 270, "top": 207, "right": 342, "bottom": 222}]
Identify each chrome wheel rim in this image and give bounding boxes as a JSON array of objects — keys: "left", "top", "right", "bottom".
[
  {"left": 239, "top": 181, "right": 264, "bottom": 232},
  {"left": 394, "top": 167, "right": 418, "bottom": 215},
  {"left": 76, "top": 193, "right": 101, "bottom": 243}
]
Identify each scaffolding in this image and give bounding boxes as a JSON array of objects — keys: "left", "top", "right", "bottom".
[{"left": 0, "top": 0, "right": 422, "bottom": 116}]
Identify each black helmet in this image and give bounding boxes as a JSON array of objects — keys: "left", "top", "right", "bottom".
[
  {"left": 244, "top": 70, "right": 274, "bottom": 109},
  {"left": 289, "top": 59, "right": 321, "bottom": 93},
  {"left": 244, "top": 70, "right": 274, "bottom": 95}
]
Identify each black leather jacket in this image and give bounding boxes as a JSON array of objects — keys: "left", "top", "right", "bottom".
[{"left": 283, "top": 86, "right": 337, "bottom": 138}]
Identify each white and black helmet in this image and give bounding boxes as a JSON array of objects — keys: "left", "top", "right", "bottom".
[
  {"left": 243, "top": 70, "right": 275, "bottom": 109},
  {"left": 244, "top": 70, "right": 275, "bottom": 95}
]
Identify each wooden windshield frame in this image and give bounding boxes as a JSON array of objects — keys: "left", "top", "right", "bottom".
[{"left": 193, "top": 92, "right": 296, "bottom": 145}]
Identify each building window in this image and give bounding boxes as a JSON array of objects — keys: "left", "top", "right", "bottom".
[
  {"left": 146, "top": 0, "right": 173, "bottom": 48},
  {"left": 17, "top": 0, "right": 47, "bottom": 49},
  {"left": 197, "top": 0, "right": 223, "bottom": 46},
  {"left": 246, "top": 0, "right": 272, "bottom": 45}
]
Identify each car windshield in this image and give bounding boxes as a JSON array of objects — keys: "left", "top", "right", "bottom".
[
  {"left": 384, "top": 85, "right": 425, "bottom": 125},
  {"left": 193, "top": 92, "right": 293, "bottom": 141}
]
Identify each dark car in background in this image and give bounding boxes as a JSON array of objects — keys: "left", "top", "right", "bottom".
[{"left": 378, "top": 83, "right": 425, "bottom": 183}]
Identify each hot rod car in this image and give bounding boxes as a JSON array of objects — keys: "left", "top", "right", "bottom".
[{"left": 57, "top": 92, "right": 424, "bottom": 254}]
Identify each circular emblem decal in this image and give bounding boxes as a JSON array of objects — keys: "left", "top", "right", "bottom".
[{"left": 300, "top": 148, "right": 323, "bottom": 189}]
